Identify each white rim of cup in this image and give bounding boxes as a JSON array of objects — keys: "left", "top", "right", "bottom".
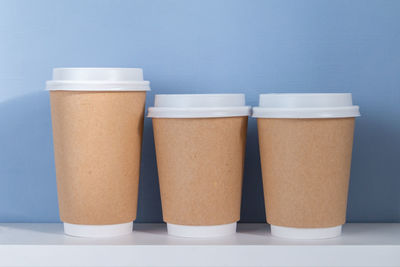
[
  {"left": 252, "top": 93, "right": 360, "bottom": 118},
  {"left": 46, "top": 68, "right": 151, "bottom": 91},
  {"left": 167, "top": 222, "right": 237, "bottom": 238},
  {"left": 270, "top": 225, "right": 342, "bottom": 239},
  {"left": 63, "top": 222, "right": 133, "bottom": 238},
  {"left": 147, "top": 94, "right": 251, "bottom": 118}
]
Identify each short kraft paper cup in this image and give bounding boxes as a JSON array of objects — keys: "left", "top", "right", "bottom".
[
  {"left": 148, "top": 94, "right": 251, "bottom": 238},
  {"left": 253, "top": 93, "right": 360, "bottom": 239},
  {"left": 46, "top": 68, "right": 150, "bottom": 238}
]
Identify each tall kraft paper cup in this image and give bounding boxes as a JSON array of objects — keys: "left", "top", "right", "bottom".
[
  {"left": 148, "top": 94, "right": 251, "bottom": 238},
  {"left": 46, "top": 68, "right": 150, "bottom": 238},
  {"left": 253, "top": 93, "right": 360, "bottom": 239}
]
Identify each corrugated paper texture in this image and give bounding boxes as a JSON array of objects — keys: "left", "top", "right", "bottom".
[
  {"left": 258, "top": 118, "right": 355, "bottom": 228},
  {"left": 50, "top": 91, "right": 146, "bottom": 225},
  {"left": 153, "top": 117, "right": 248, "bottom": 225}
]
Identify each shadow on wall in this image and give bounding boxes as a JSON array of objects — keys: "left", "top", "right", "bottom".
[
  {"left": 347, "top": 115, "right": 400, "bottom": 222},
  {"left": 0, "top": 91, "right": 267, "bottom": 223},
  {"left": 135, "top": 116, "right": 163, "bottom": 223},
  {"left": 135, "top": 109, "right": 268, "bottom": 223},
  {"left": 136, "top": 113, "right": 267, "bottom": 223},
  {"left": 0, "top": 92, "right": 399, "bottom": 223},
  {"left": 0, "top": 91, "right": 165, "bottom": 223},
  {"left": 0, "top": 91, "right": 59, "bottom": 222},
  {"left": 240, "top": 118, "right": 266, "bottom": 223}
]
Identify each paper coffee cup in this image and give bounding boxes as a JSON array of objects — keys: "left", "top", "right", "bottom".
[
  {"left": 47, "top": 68, "right": 150, "bottom": 237},
  {"left": 148, "top": 94, "right": 251, "bottom": 238},
  {"left": 253, "top": 93, "right": 360, "bottom": 239}
]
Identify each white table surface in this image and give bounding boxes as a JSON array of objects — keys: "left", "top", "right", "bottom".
[{"left": 0, "top": 223, "right": 399, "bottom": 266}]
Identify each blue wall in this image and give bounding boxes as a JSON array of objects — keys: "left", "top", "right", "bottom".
[{"left": 0, "top": 0, "right": 399, "bottom": 223}]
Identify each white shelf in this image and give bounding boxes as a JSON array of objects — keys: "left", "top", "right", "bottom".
[{"left": 0, "top": 223, "right": 399, "bottom": 266}]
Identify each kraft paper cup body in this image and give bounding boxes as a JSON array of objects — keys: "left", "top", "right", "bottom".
[
  {"left": 253, "top": 93, "right": 360, "bottom": 239},
  {"left": 47, "top": 68, "right": 150, "bottom": 238},
  {"left": 148, "top": 94, "right": 251, "bottom": 238}
]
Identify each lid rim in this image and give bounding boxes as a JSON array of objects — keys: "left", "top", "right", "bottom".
[
  {"left": 148, "top": 106, "right": 251, "bottom": 118},
  {"left": 154, "top": 93, "right": 245, "bottom": 97},
  {"left": 149, "top": 94, "right": 249, "bottom": 118},
  {"left": 47, "top": 80, "right": 150, "bottom": 84},
  {"left": 46, "top": 81, "right": 150, "bottom": 91},
  {"left": 252, "top": 106, "right": 360, "bottom": 118},
  {"left": 47, "top": 89, "right": 151, "bottom": 91},
  {"left": 53, "top": 67, "right": 144, "bottom": 70}
]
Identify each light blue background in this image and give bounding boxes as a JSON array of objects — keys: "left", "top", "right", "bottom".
[{"left": 0, "top": 0, "right": 399, "bottom": 223}]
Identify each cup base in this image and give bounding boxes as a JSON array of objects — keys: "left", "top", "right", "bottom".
[
  {"left": 270, "top": 225, "right": 342, "bottom": 239},
  {"left": 167, "top": 222, "right": 237, "bottom": 238},
  {"left": 63, "top": 222, "right": 133, "bottom": 238}
]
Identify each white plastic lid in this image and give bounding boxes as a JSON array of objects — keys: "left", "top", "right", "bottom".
[
  {"left": 46, "top": 68, "right": 150, "bottom": 91},
  {"left": 147, "top": 94, "right": 251, "bottom": 118},
  {"left": 252, "top": 93, "right": 360, "bottom": 118}
]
